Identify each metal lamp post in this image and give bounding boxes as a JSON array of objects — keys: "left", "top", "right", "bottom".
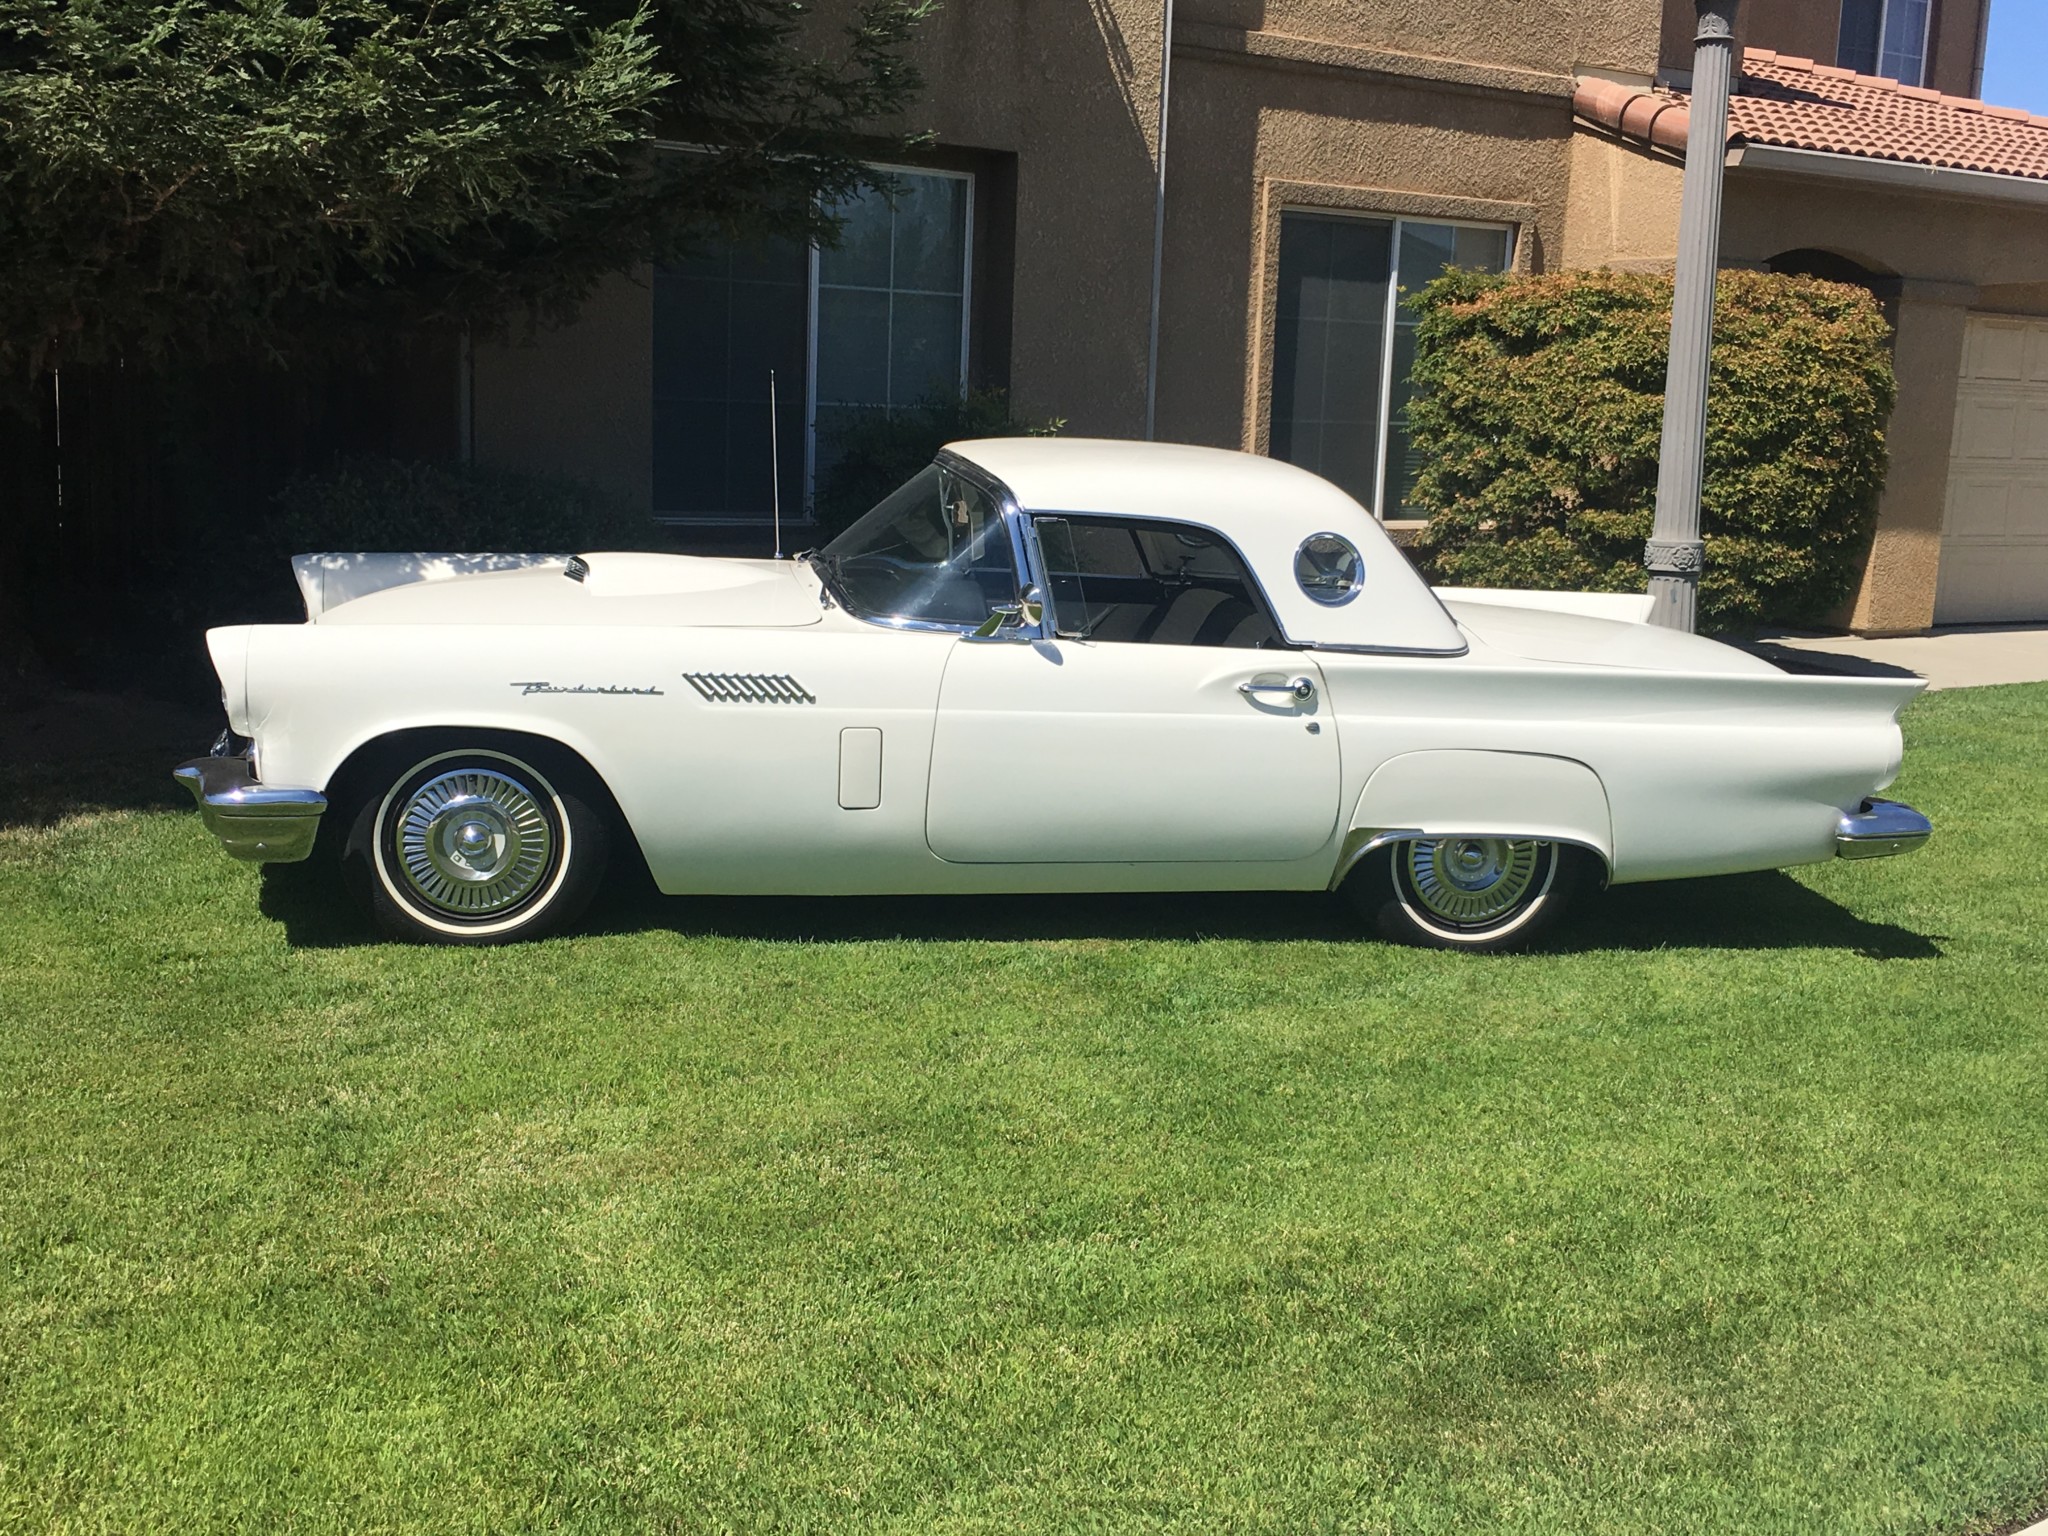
[{"left": 1646, "top": 0, "right": 1741, "bottom": 631}]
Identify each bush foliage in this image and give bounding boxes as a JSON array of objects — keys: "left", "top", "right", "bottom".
[
  {"left": 813, "top": 390, "right": 1063, "bottom": 537},
  {"left": 268, "top": 455, "right": 645, "bottom": 559},
  {"left": 1405, "top": 269, "right": 1896, "bottom": 630},
  {"left": 0, "top": 0, "right": 929, "bottom": 375},
  {"left": 24, "top": 452, "right": 648, "bottom": 697}
]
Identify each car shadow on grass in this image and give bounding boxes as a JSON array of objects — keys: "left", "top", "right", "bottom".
[
  {"left": 1566, "top": 873, "right": 1941, "bottom": 960},
  {"left": 259, "top": 863, "right": 1941, "bottom": 959},
  {"left": 0, "top": 694, "right": 217, "bottom": 830}
]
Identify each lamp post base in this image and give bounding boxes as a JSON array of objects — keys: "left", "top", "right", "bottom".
[{"left": 1646, "top": 571, "right": 1700, "bottom": 632}]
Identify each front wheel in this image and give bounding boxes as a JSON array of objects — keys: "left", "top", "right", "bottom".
[
  {"left": 1351, "top": 837, "right": 1578, "bottom": 953},
  {"left": 346, "top": 746, "right": 609, "bottom": 944}
]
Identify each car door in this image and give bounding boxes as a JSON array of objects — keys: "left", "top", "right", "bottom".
[{"left": 925, "top": 515, "right": 1340, "bottom": 864}]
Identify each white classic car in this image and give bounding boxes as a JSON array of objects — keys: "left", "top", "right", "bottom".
[{"left": 175, "top": 438, "right": 1931, "bottom": 950}]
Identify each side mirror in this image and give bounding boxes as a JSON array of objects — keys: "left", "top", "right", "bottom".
[{"left": 969, "top": 586, "right": 1045, "bottom": 640}]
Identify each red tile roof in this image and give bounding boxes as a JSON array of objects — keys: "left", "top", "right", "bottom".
[{"left": 1574, "top": 49, "right": 2048, "bottom": 184}]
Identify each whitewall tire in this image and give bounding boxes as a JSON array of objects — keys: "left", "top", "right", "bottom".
[
  {"left": 1354, "top": 837, "right": 1579, "bottom": 953},
  {"left": 346, "top": 745, "right": 609, "bottom": 944}
]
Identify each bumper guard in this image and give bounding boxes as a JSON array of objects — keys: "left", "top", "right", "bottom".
[
  {"left": 173, "top": 750, "right": 327, "bottom": 863},
  {"left": 1835, "top": 798, "right": 1931, "bottom": 860}
]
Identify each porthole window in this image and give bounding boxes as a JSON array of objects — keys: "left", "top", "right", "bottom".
[{"left": 1295, "top": 532, "right": 1363, "bottom": 605}]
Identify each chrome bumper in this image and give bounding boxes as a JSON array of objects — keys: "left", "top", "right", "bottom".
[
  {"left": 173, "top": 753, "right": 327, "bottom": 863},
  {"left": 1835, "top": 797, "right": 1932, "bottom": 860}
]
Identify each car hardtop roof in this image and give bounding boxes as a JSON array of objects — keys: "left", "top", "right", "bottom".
[
  {"left": 944, "top": 436, "right": 1374, "bottom": 540},
  {"left": 942, "top": 436, "right": 1470, "bottom": 657}
]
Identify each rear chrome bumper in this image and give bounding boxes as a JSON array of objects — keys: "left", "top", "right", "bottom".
[
  {"left": 1835, "top": 798, "right": 1932, "bottom": 860},
  {"left": 173, "top": 752, "right": 326, "bottom": 863}
]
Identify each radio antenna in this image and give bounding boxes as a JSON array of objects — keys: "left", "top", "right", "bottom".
[{"left": 768, "top": 368, "right": 784, "bottom": 559}]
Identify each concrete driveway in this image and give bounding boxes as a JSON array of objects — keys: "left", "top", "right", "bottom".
[{"left": 1752, "top": 625, "right": 2048, "bottom": 691}]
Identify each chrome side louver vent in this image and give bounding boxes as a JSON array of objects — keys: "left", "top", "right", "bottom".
[{"left": 682, "top": 672, "right": 816, "bottom": 704}]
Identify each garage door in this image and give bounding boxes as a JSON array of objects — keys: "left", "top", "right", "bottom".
[{"left": 1936, "top": 314, "right": 2048, "bottom": 624}]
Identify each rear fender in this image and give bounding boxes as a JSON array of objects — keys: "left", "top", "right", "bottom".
[{"left": 1335, "top": 750, "right": 1613, "bottom": 888}]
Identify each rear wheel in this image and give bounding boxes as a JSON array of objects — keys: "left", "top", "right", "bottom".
[
  {"left": 346, "top": 745, "right": 608, "bottom": 944},
  {"left": 1352, "top": 837, "right": 1578, "bottom": 953}
]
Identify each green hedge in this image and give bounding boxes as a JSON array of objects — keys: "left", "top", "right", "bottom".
[
  {"left": 1405, "top": 268, "right": 1896, "bottom": 631},
  {"left": 268, "top": 456, "right": 646, "bottom": 559},
  {"left": 191, "top": 456, "right": 650, "bottom": 627}
]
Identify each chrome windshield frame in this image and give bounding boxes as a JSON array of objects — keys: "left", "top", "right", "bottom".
[{"left": 825, "top": 453, "right": 1049, "bottom": 641}]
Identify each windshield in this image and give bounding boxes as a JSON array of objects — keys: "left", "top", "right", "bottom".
[{"left": 819, "top": 463, "right": 1019, "bottom": 627}]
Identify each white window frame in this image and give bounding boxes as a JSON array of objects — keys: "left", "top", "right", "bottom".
[
  {"left": 805, "top": 162, "right": 975, "bottom": 508},
  {"left": 1275, "top": 206, "right": 1518, "bottom": 522}
]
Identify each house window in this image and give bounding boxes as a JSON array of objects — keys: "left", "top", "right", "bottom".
[
  {"left": 813, "top": 173, "right": 971, "bottom": 489},
  {"left": 652, "top": 234, "right": 809, "bottom": 522},
  {"left": 652, "top": 167, "right": 973, "bottom": 523},
  {"left": 1837, "top": 0, "right": 1930, "bottom": 84},
  {"left": 1269, "top": 212, "right": 1512, "bottom": 520}
]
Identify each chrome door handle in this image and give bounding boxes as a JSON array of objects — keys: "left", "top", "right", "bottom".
[{"left": 1238, "top": 675, "right": 1315, "bottom": 702}]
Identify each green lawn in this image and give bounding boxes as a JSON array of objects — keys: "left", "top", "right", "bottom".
[{"left": 3, "top": 685, "right": 2046, "bottom": 1535}]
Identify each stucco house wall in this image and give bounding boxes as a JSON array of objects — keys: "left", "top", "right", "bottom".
[
  {"left": 470, "top": 0, "right": 2041, "bottom": 634},
  {"left": 471, "top": 0, "right": 1649, "bottom": 512}
]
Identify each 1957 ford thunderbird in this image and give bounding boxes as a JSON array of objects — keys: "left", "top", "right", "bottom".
[{"left": 175, "top": 438, "right": 1931, "bottom": 950}]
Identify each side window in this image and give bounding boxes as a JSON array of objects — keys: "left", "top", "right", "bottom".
[{"left": 1036, "top": 517, "right": 1284, "bottom": 649}]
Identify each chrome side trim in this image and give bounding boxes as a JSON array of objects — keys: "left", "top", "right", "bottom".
[
  {"left": 682, "top": 672, "right": 816, "bottom": 704},
  {"left": 1327, "top": 827, "right": 1425, "bottom": 891},
  {"left": 173, "top": 755, "right": 326, "bottom": 863},
  {"left": 1307, "top": 640, "right": 1471, "bottom": 658},
  {"left": 1835, "top": 797, "right": 1932, "bottom": 860}
]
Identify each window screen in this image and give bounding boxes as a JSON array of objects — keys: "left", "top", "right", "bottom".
[{"left": 1036, "top": 517, "right": 1284, "bottom": 649}]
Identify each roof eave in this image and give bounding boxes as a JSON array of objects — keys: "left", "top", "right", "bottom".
[{"left": 1727, "top": 141, "right": 2048, "bottom": 208}]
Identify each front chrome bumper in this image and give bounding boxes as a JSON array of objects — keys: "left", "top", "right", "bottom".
[
  {"left": 1835, "top": 797, "right": 1932, "bottom": 860},
  {"left": 173, "top": 752, "right": 327, "bottom": 863}
]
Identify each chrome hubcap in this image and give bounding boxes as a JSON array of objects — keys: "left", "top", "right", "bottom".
[
  {"left": 1403, "top": 838, "right": 1544, "bottom": 926},
  {"left": 393, "top": 768, "right": 553, "bottom": 916}
]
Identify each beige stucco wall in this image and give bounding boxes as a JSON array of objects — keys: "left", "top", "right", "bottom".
[
  {"left": 1255, "top": 0, "right": 1660, "bottom": 76},
  {"left": 901, "top": 0, "right": 1166, "bottom": 436},
  {"left": 1929, "top": 0, "right": 1993, "bottom": 99},
  {"left": 1157, "top": 51, "right": 1577, "bottom": 453},
  {"left": 471, "top": 0, "right": 1599, "bottom": 510},
  {"left": 1559, "top": 140, "right": 2048, "bottom": 635},
  {"left": 1840, "top": 289, "right": 1970, "bottom": 634},
  {"left": 1561, "top": 131, "right": 1683, "bottom": 270}
]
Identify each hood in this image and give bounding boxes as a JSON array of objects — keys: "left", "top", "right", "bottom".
[
  {"left": 310, "top": 552, "right": 823, "bottom": 629},
  {"left": 1443, "top": 596, "right": 1784, "bottom": 677}
]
